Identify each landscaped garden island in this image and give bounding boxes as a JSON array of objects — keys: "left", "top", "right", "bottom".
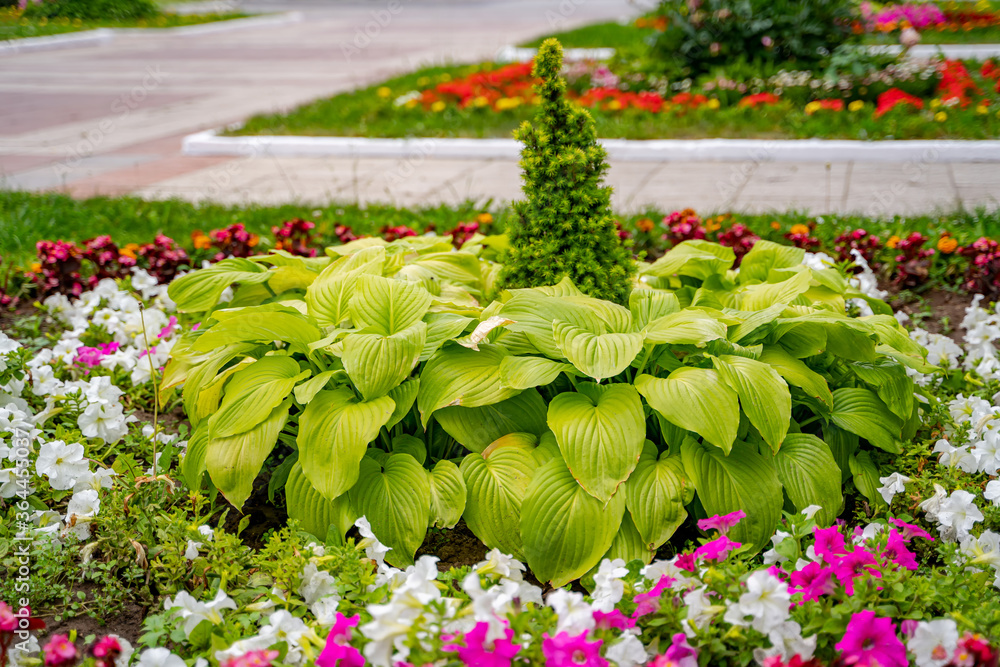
[{"left": 1, "top": 0, "right": 1000, "bottom": 665}]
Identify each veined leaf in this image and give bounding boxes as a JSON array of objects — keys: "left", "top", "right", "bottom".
[
  {"left": 350, "top": 274, "right": 433, "bottom": 336},
  {"left": 849, "top": 450, "right": 885, "bottom": 508},
  {"left": 209, "top": 356, "right": 305, "bottom": 438},
  {"left": 434, "top": 390, "right": 548, "bottom": 453},
  {"left": 520, "top": 457, "right": 625, "bottom": 587},
  {"left": 599, "top": 510, "right": 654, "bottom": 568},
  {"left": 644, "top": 240, "right": 735, "bottom": 280},
  {"left": 422, "top": 313, "right": 475, "bottom": 362},
  {"left": 498, "top": 292, "right": 605, "bottom": 359},
  {"left": 758, "top": 346, "right": 833, "bottom": 408},
  {"left": 712, "top": 355, "right": 791, "bottom": 454},
  {"left": 624, "top": 452, "right": 689, "bottom": 551},
  {"left": 193, "top": 311, "right": 321, "bottom": 355},
  {"left": 286, "top": 462, "right": 356, "bottom": 542},
  {"left": 635, "top": 368, "right": 739, "bottom": 454},
  {"left": 737, "top": 270, "right": 812, "bottom": 311},
  {"left": 428, "top": 460, "right": 467, "bottom": 529},
  {"left": 417, "top": 343, "right": 519, "bottom": 426},
  {"left": 181, "top": 422, "right": 209, "bottom": 490},
  {"left": 681, "top": 437, "right": 782, "bottom": 552},
  {"left": 205, "top": 398, "right": 291, "bottom": 509},
  {"left": 293, "top": 369, "right": 342, "bottom": 405},
  {"left": 629, "top": 289, "right": 680, "bottom": 329},
  {"left": 342, "top": 321, "right": 427, "bottom": 400},
  {"left": 500, "top": 356, "right": 576, "bottom": 390},
  {"left": 738, "top": 241, "right": 805, "bottom": 284},
  {"left": 552, "top": 320, "right": 644, "bottom": 381},
  {"left": 773, "top": 434, "right": 843, "bottom": 526},
  {"left": 547, "top": 384, "right": 645, "bottom": 502},
  {"left": 349, "top": 454, "right": 431, "bottom": 567},
  {"left": 644, "top": 310, "right": 727, "bottom": 347},
  {"left": 305, "top": 246, "right": 384, "bottom": 327},
  {"left": 831, "top": 388, "right": 902, "bottom": 453},
  {"left": 297, "top": 388, "right": 395, "bottom": 500},
  {"left": 168, "top": 258, "right": 270, "bottom": 312},
  {"left": 461, "top": 440, "right": 537, "bottom": 559},
  {"left": 386, "top": 379, "right": 420, "bottom": 431},
  {"left": 850, "top": 358, "right": 914, "bottom": 421}
]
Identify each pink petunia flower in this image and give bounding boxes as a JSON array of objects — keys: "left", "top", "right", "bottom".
[
  {"left": 632, "top": 575, "right": 675, "bottom": 618},
  {"left": 835, "top": 611, "right": 907, "bottom": 667},
  {"left": 159, "top": 315, "right": 179, "bottom": 339},
  {"left": 542, "top": 631, "right": 606, "bottom": 667},
  {"left": 593, "top": 609, "right": 636, "bottom": 630},
  {"left": 675, "top": 552, "right": 697, "bottom": 572},
  {"left": 316, "top": 613, "right": 363, "bottom": 667},
  {"left": 444, "top": 621, "right": 521, "bottom": 667},
  {"left": 813, "top": 526, "right": 848, "bottom": 563},
  {"left": 879, "top": 530, "right": 919, "bottom": 571},
  {"left": 697, "top": 510, "right": 746, "bottom": 535},
  {"left": 833, "top": 548, "right": 882, "bottom": 595},
  {"left": 221, "top": 650, "right": 280, "bottom": 667},
  {"left": 694, "top": 535, "right": 740, "bottom": 561},
  {"left": 788, "top": 561, "right": 835, "bottom": 602},
  {"left": 0, "top": 601, "right": 15, "bottom": 633},
  {"left": 888, "top": 518, "right": 935, "bottom": 542},
  {"left": 43, "top": 635, "right": 77, "bottom": 667},
  {"left": 652, "top": 633, "right": 698, "bottom": 667}
]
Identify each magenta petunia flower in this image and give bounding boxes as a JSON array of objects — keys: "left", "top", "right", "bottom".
[
  {"left": 445, "top": 621, "right": 521, "bottom": 667},
  {"left": 0, "top": 602, "right": 16, "bottom": 633},
  {"left": 696, "top": 510, "right": 746, "bottom": 535},
  {"left": 632, "top": 575, "right": 674, "bottom": 618},
  {"left": 43, "top": 635, "right": 78, "bottom": 667},
  {"left": 880, "top": 529, "right": 918, "bottom": 571},
  {"left": 593, "top": 609, "right": 636, "bottom": 630},
  {"left": 316, "top": 613, "right": 364, "bottom": 667},
  {"left": 833, "top": 548, "right": 882, "bottom": 595},
  {"left": 542, "top": 631, "right": 607, "bottom": 667},
  {"left": 652, "top": 633, "right": 698, "bottom": 667},
  {"left": 835, "top": 611, "right": 907, "bottom": 667},
  {"left": 788, "top": 561, "right": 836, "bottom": 602},
  {"left": 888, "top": 518, "right": 935, "bottom": 542},
  {"left": 694, "top": 535, "right": 740, "bottom": 561},
  {"left": 675, "top": 552, "right": 697, "bottom": 572},
  {"left": 813, "top": 525, "right": 848, "bottom": 562}
]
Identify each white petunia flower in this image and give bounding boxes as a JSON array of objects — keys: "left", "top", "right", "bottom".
[
  {"left": 298, "top": 562, "right": 338, "bottom": 606},
  {"left": 960, "top": 530, "right": 1000, "bottom": 571},
  {"left": 907, "top": 619, "right": 959, "bottom": 667},
  {"left": 257, "top": 610, "right": 309, "bottom": 665},
  {"left": 723, "top": 570, "right": 790, "bottom": 635},
  {"left": 933, "top": 440, "right": 979, "bottom": 474},
  {"left": 474, "top": 548, "right": 526, "bottom": 581},
  {"left": 136, "top": 648, "right": 185, "bottom": 667},
  {"left": 78, "top": 403, "right": 130, "bottom": 444},
  {"left": 311, "top": 595, "right": 342, "bottom": 627},
  {"left": 164, "top": 589, "right": 237, "bottom": 638},
  {"left": 936, "top": 490, "right": 984, "bottom": 540},
  {"left": 184, "top": 540, "right": 201, "bottom": 561},
  {"left": 800, "top": 505, "right": 823, "bottom": 519},
  {"left": 36, "top": 440, "right": 89, "bottom": 490},
  {"left": 877, "top": 472, "right": 911, "bottom": 504},
  {"left": 591, "top": 558, "right": 628, "bottom": 613},
  {"left": 355, "top": 516, "right": 391, "bottom": 567},
  {"left": 547, "top": 588, "right": 595, "bottom": 635},
  {"left": 986, "top": 480, "right": 1000, "bottom": 506},
  {"left": 605, "top": 633, "right": 648, "bottom": 667}
]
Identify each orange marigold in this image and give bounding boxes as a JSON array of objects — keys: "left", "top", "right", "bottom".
[
  {"left": 636, "top": 218, "right": 655, "bottom": 233},
  {"left": 887, "top": 235, "right": 901, "bottom": 249},
  {"left": 790, "top": 224, "right": 810, "bottom": 235},
  {"left": 192, "top": 231, "right": 212, "bottom": 250},
  {"left": 937, "top": 236, "right": 958, "bottom": 253}
]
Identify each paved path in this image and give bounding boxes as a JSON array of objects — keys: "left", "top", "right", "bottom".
[{"left": 1, "top": 0, "right": 998, "bottom": 215}]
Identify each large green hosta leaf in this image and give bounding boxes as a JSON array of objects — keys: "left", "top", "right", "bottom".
[
  {"left": 737, "top": 270, "right": 812, "bottom": 311},
  {"left": 205, "top": 398, "right": 291, "bottom": 509},
  {"left": 773, "top": 434, "right": 843, "bottom": 526},
  {"left": 629, "top": 289, "right": 680, "bottom": 329},
  {"left": 286, "top": 462, "right": 356, "bottom": 542},
  {"left": 599, "top": 510, "right": 654, "bottom": 568},
  {"left": 758, "top": 346, "right": 833, "bottom": 409},
  {"left": 830, "top": 387, "right": 902, "bottom": 453},
  {"left": 181, "top": 422, "right": 209, "bottom": 490},
  {"left": 297, "top": 388, "right": 395, "bottom": 500},
  {"left": 386, "top": 379, "right": 420, "bottom": 431},
  {"left": 193, "top": 309, "right": 321, "bottom": 355},
  {"left": 552, "top": 320, "right": 643, "bottom": 382},
  {"left": 499, "top": 356, "right": 576, "bottom": 390},
  {"left": 624, "top": 451, "right": 691, "bottom": 551},
  {"left": 497, "top": 292, "right": 605, "bottom": 358},
  {"left": 417, "top": 343, "right": 519, "bottom": 426},
  {"left": 635, "top": 368, "right": 739, "bottom": 454},
  {"left": 681, "top": 437, "right": 782, "bottom": 552},
  {"left": 342, "top": 322, "right": 427, "bottom": 400},
  {"left": 738, "top": 241, "right": 806, "bottom": 284},
  {"left": 428, "top": 460, "right": 467, "bottom": 529},
  {"left": 305, "top": 246, "right": 384, "bottom": 327},
  {"left": 168, "top": 258, "right": 270, "bottom": 312},
  {"left": 520, "top": 457, "right": 625, "bottom": 587},
  {"left": 349, "top": 453, "right": 431, "bottom": 567},
  {"left": 208, "top": 356, "right": 307, "bottom": 438},
  {"left": 461, "top": 439, "right": 537, "bottom": 559},
  {"left": 712, "top": 355, "right": 791, "bottom": 454},
  {"left": 644, "top": 310, "right": 727, "bottom": 347},
  {"left": 350, "top": 274, "right": 433, "bottom": 336},
  {"left": 644, "top": 240, "right": 735, "bottom": 280},
  {"left": 849, "top": 358, "right": 914, "bottom": 422},
  {"left": 849, "top": 450, "right": 885, "bottom": 508},
  {"left": 422, "top": 313, "right": 475, "bottom": 362},
  {"left": 434, "top": 389, "right": 548, "bottom": 453},
  {"left": 547, "top": 384, "right": 644, "bottom": 502}
]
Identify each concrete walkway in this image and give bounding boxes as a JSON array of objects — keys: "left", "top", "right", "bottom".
[{"left": 1, "top": 0, "right": 998, "bottom": 215}]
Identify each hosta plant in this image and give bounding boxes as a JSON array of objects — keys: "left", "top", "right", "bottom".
[{"left": 164, "top": 235, "right": 930, "bottom": 585}]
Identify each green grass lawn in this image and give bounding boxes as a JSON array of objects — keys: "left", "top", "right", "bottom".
[
  {"left": 518, "top": 21, "right": 655, "bottom": 49},
  {"left": 0, "top": 9, "right": 248, "bottom": 40},
  {"left": 2, "top": 190, "right": 999, "bottom": 269}
]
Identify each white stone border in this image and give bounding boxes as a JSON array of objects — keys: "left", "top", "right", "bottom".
[
  {"left": 182, "top": 129, "right": 1000, "bottom": 163},
  {"left": 0, "top": 11, "right": 301, "bottom": 57}
]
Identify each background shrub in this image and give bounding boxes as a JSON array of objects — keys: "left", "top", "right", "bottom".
[{"left": 22, "top": 0, "right": 159, "bottom": 21}]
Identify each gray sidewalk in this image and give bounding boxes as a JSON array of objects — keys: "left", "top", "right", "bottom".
[{"left": 1, "top": 0, "right": 998, "bottom": 215}]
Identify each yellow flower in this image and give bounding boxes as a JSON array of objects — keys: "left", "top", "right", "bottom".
[
  {"left": 790, "top": 224, "right": 810, "bottom": 235},
  {"left": 30, "top": 262, "right": 41, "bottom": 273},
  {"left": 848, "top": 100, "right": 865, "bottom": 112},
  {"left": 473, "top": 96, "right": 490, "bottom": 108},
  {"left": 706, "top": 220, "right": 721, "bottom": 232},
  {"left": 439, "top": 74, "right": 451, "bottom": 82},
  {"left": 405, "top": 99, "right": 419, "bottom": 109},
  {"left": 887, "top": 235, "right": 901, "bottom": 249},
  {"left": 495, "top": 97, "right": 522, "bottom": 111},
  {"left": 417, "top": 77, "right": 430, "bottom": 87},
  {"left": 607, "top": 99, "right": 623, "bottom": 111},
  {"left": 804, "top": 101, "right": 822, "bottom": 115},
  {"left": 192, "top": 232, "right": 212, "bottom": 250},
  {"left": 976, "top": 104, "right": 989, "bottom": 115},
  {"left": 934, "top": 111, "right": 948, "bottom": 122},
  {"left": 930, "top": 98, "right": 942, "bottom": 109},
  {"left": 770, "top": 221, "right": 781, "bottom": 230},
  {"left": 430, "top": 100, "right": 447, "bottom": 113},
  {"left": 476, "top": 212, "right": 493, "bottom": 225},
  {"left": 376, "top": 87, "right": 392, "bottom": 98},
  {"left": 707, "top": 98, "right": 720, "bottom": 110},
  {"left": 937, "top": 236, "right": 958, "bottom": 253}
]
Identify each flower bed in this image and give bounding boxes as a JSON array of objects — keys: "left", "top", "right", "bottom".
[{"left": 0, "top": 4, "right": 249, "bottom": 40}]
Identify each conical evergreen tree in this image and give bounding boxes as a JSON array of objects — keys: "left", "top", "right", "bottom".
[{"left": 499, "top": 38, "right": 636, "bottom": 305}]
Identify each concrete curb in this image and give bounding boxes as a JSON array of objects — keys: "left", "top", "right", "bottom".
[
  {"left": 0, "top": 11, "right": 301, "bottom": 57},
  {"left": 495, "top": 45, "right": 616, "bottom": 62},
  {"left": 182, "top": 129, "right": 1000, "bottom": 163}
]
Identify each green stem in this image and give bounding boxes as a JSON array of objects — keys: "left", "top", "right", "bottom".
[{"left": 635, "top": 346, "right": 654, "bottom": 378}]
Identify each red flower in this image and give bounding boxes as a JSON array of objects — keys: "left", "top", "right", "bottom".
[
  {"left": 874, "top": 88, "right": 924, "bottom": 118},
  {"left": 738, "top": 92, "right": 781, "bottom": 108}
]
